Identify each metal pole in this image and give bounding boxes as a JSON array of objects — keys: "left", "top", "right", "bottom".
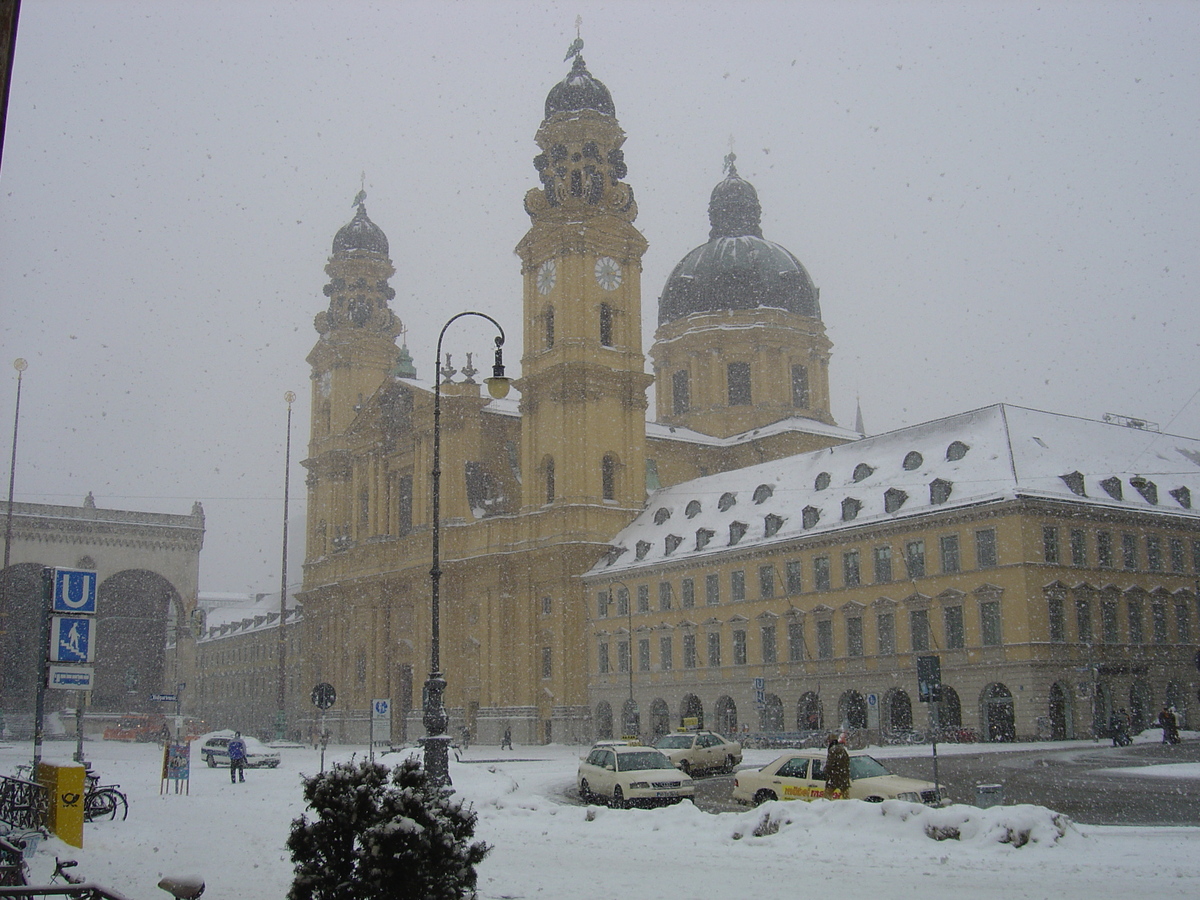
[
  {"left": 3, "top": 359, "right": 27, "bottom": 571},
  {"left": 1, "top": 361, "right": 26, "bottom": 711},
  {"left": 423, "top": 312, "right": 507, "bottom": 787},
  {"left": 276, "top": 391, "right": 295, "bottom": 741},
  {"left": 32, "top": 566, "right": 50, "bottom": 777}
]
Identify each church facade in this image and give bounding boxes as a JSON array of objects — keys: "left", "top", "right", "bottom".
[
  {"left": 297, "top": 52, "right": 854, "bottom": 745},
  {"left": 296, "top": 51, "right": 1199, "bottom": 748}
]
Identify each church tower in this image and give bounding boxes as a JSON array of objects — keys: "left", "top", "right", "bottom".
[
  {"left": 650, "top": 159, "right": 835, "bottom": 438},
  {"left": 515, "top": 49, "right": 652, "bottom": 515},
  {"left": 304, "top": 193, "right": 403, "bottom": 558}
]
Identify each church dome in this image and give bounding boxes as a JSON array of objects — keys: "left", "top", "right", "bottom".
[
  {"left": 333, "top": 192, "right": 389, "bottom": 256},
  {"left": 545, "top": 54, "right": 615, "bottom": 119},
  {"left": 659, "top": 160, "right": 819, "bottom": 325}
]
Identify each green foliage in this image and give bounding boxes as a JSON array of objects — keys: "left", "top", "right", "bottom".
[{"left": 287, "top": 757, "right": 490, "bottom": 900}]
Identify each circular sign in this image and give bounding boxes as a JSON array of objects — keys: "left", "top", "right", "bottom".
[{"left": 311, "top": 682, "right": 336, "bottom": 710}]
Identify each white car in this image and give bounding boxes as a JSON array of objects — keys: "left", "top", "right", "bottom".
[
  {"left": 732, "top": 750, "right": 942, "bottom": 805},
  {"left": 653, "top": 731, "right": 742, "bottom": 775},
  {"left": 577, "top": 745, "right": 695, "bottom": 808},
  {"left": 198, "top": 731, "right": 281, "bottom": 768}
]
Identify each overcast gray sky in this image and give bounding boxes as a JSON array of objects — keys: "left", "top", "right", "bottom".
[{"left": 1, "top": 0, "right": 1197, "bottom": 594}]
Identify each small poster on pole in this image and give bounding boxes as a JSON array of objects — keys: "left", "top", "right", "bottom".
[{"left": 160, "top": 741, "right": 191, "bottom": 795}]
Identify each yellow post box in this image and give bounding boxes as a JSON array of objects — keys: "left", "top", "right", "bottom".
[{"left": 36, "top": 761, "right": 86, "bottom": 848}]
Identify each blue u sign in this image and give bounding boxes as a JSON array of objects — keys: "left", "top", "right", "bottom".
[{"left": 53, "top": 568, "right": 98, "bottom": 615}]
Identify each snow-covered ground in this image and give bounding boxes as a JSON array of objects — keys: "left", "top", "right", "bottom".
[{"left": 3, "top": 735, "right": 1199, "bottom": 900}]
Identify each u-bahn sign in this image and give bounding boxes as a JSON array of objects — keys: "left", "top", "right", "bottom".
[{"left": 52, "top": 568, "right": 98, "bottom": 615}]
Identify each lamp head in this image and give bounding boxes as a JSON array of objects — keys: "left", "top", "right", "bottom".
[{"left": 486, "top": 336, "right": 511, "bottom": 400}]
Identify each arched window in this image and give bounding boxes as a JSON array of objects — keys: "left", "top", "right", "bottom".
[
  {"left": 599, "top": 303, "right": 614, "bottom": 347},
  {"left": 545, "top": 305, "right": 555, "bottom": 350},
  {"left": 602, "top": 454, "right": 617, "bottom": 501},
  {"left": 544, "top": 457, "right": 555, "bottom": 504}
]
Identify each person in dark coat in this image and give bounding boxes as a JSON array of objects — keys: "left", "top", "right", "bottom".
[
  {"left": 227, "top": 731, "right": 248, "bottom": 783},
  {"left": 824, "top": 733, "right": 851, "bottom": 799},
  {"left": 500, "top": 725, "right": 513, "bottom": 750}
]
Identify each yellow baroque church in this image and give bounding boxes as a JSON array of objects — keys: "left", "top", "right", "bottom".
[
  {"left": 298, "top": 51, "right": 1200, "bottom": 748},
  {"left": 298, "top": 51, "right": 858, "bottom": 745}
]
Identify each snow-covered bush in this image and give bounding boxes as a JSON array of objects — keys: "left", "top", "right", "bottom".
[{"left": 286, "top": 757, "right": 490, "bottom": 900}]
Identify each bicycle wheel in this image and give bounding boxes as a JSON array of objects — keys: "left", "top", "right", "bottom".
[{"left": 84, "top": 789, "right": 117, "bottom": 822}]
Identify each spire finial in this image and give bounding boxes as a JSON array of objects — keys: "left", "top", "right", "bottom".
[
  {"left": 565, "top": 18, "right": 584, "bottom": 62},
  {"left": 724, "top": 149, "right": 738, "bottom": 177},
  {"left": 353, "top": 188, "right": 366, "bottom": 208}
]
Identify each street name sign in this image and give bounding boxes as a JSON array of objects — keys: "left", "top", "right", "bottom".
[{"left": 150, "top": 693, "right": 178, "bottom": 702}]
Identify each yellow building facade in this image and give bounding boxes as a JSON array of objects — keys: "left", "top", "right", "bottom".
[
  {"left": 298, "top": 52, "right": 852, "bottom": 744},
  {"left": 584, "top": 405, "right": 1200, "bottom": 742}
]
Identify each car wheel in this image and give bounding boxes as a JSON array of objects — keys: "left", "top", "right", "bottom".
[
  {"left": 864, "top": 795, "right": 885, "bottom": 803},
  {"left": 724, "top": 755, "right": 737, "bottom": 773},
  {"left": 678, "top": 759, "right": 691, "bottom": 776},
  {"left": 611, "top": 785, "right": 628, "bottom": 809},
  {"left": 753, "top": 789, "right": 777, "bottom": 806},
  {"left": 205, "top": 754, "right": 215, "bottom": 768},
  {"left": 579, "top": 779, "right": 591, "bottom": 801}
]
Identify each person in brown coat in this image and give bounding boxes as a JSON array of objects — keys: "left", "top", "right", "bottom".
[{"left": 824, "top": 732, "right": 851, "bottom": 799}]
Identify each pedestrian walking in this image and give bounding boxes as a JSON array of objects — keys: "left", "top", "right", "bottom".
[
  {"left": 228, "top": 731, "right": 248, "bottom": 783},
  {"left": 500, "top": 725, "right": 513, "bottom": 750},
  {"left": 1159, "top": 707, "right": 1181, "bottom": 745},
  {"left": 824, "top": 732, "right": 851, "bottom": 799}
]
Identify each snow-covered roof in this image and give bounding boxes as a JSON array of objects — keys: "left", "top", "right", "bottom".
[
  {"left": 589, "top": 404, "right": 1200, "bottom": 577},
  {"left": 646, "top": 414, "right": 861, "bottom": 447},
  {"left": 198, "top": 589, "right": 302, "bottom": 642}
]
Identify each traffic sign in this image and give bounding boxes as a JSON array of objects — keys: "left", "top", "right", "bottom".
[
  {"left": 311, "top": 682, "right": 336, "bottom": 710},
  {"left": 50, "top": 616, "right": 95, "bottom": 663},
  {"left": 48, "top": 664, "right": 94, "bottom": 690},
  {"left": 372, "top": 699, "right": 390, "bottom": 718},
  {"left": 52, "top": 568, "right": 98, "bottom": 615}
]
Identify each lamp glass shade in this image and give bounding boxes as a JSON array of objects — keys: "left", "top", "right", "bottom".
[{"left": 485, "top": 376, "right": 511, "bottom": 400}]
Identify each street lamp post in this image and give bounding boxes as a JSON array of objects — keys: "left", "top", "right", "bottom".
[
  {"left": 276, "top": 390, "right": 296, "bottom": 742},
  {"left": 3, "top": 358, "right": 27, "bottom": 573},
  {"left": 606, "top": 581, "right": 636, "bottom": 738},
  {"left": 423, "top": 312, "right": 509, "bottom": 787},
  {"left": 2, "top": 360, "right": 26, "bottom": 748}
]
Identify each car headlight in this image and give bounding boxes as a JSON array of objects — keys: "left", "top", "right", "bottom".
[
  {"left": 896, "top": 791, "right": 920, "bottom": 803},
  {"left": 628, "top": 781, "right": 649, "bottom": 789}
]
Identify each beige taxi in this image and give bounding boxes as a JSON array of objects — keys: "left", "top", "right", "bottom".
[
  {"left": 578, "top": 744, "right": 695, "bottom": 808},
  {"left": 653, "top": 731, "right": 742, "bottom": 775},
  {"left": 732, "top": 750, "right": 942, "bottom": 805}
]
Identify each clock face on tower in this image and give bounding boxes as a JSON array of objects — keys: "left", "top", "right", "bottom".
[
  {"left": 594, "top": 256, "right": 622, "bottom": 291},
  {"left": 536, "top": 259, "right": 557, "bottom": 295}
]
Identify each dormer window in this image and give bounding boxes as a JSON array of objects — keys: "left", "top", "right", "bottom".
[
  {"left": 852, "top": 463, "right": 874, "bottom": 483},
  {"left": 696, "top": 528, "right": 715, "bottom": 551},
  {"left": 841, "top": 497, "right": 862, "bottom": 521},
  {"left": 946, "top": 441, "right": 970, "bottom": 461},
  {"left": 764, "top": 513, "right": 784, "bottom": 537},
  {"left": 902, "top": 451, "right": 923, "bottom": 471},
  {"left": 1130, "top": 476, "right": 1158, "bottom": 505},
  {"left": 802, "top": 506, "right": 821, "bottom": 529},
  {"left": 1170, "top": 486, "right": 1192, "bottom": 510},
  {"left": 653, "top": 507, "right": 671, "bottom": 526},
  {"left": 814, "top": 472, "right": 831, "bottom": 491},
  {"left": 884, "top": 488, "right": 908, "bottom": 513},
  {"left": 1060, "top": 471, "right": 1086, "bottom": 497},
  {"left": 1099, "top": 477, "right": 1123, "bottom": 501},
  {"left": 685, "top": 500, "right": 702, "bottom": 519},
  {"left": 930, "top": 478, "right": 953, "bottom": 505},
  {"left": 753, "top": 484, "right": 774, "bottom": 504},
  {"left": 719, "top": 492, "right": 737, "bottom": 512},
  {"left": 635, "top": 540, "right": 652, "bottom": 561},
  {"left": 664, "top": 534, "right": 683, "bottom": 555},
  {"left": 729, "top": 521, "right": 748, "bottom": 545}
]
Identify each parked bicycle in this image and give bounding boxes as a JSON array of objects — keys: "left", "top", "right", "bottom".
[{"left": 82, "top": 774, "right": 127, "bottom": 823}]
